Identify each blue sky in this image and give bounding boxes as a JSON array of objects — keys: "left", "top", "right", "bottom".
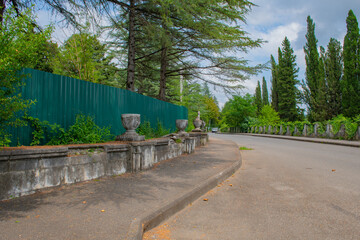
[
  {"left": 36, "top": 0, "right": 360, "bottom": 109},
  {"left": 212, "top": 0, "right": 360, "bottom": 108}
]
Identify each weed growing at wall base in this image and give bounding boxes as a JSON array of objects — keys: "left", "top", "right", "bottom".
[{"left": 137, "top": 120, "right": 170, "bottom": 139}]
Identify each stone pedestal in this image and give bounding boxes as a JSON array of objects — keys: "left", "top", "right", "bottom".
[{"left": 116, "top": 114, "right": 145, "bottom": 141}]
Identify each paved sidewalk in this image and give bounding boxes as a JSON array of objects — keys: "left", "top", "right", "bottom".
[
  {"left": 234, "top": 133, "right": 360, "bottom": 148},
  {"left": 0, "top": 137, "right": 240, "bottom": 240}
]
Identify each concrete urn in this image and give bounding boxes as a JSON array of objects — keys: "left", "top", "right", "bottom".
[
  {"left": 192, "top": 113, "right": 202, "bottom": 132},
  {"left": 176, "top": 119, "right": 189, "bottom": 137},
  {"left": 116, "top": 114, "right": 145, "bottom": 141}
]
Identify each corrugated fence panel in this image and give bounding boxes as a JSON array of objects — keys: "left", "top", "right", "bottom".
[{"left": 9, "top": 68, "right": 188, "bottom": 146}]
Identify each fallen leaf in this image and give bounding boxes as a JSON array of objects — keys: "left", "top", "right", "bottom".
[
  {"left": 15, "top": 221, "right": 20, "bottom": 223},
  {"left": 82, "top": 201, "right": 87, "bottom": 204},
  {"left": 101, "top": 210, "right": 105, "bottom": 212},
  {"left": 35, "top": 215, "right": 40, "bottom": 218},
  {"left": 229, "top": 184, "right": 233, "bottom": 187},
  {"left": 203, "top": 198, "right": 208, "bottom": 201}
]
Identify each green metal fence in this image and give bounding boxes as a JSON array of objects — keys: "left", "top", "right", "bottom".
[{"left": 9, "top": 68, "right": 188, "bottom": 146}]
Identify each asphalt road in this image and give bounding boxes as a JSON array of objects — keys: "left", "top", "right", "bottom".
[{"left": 145, "top": 134, "right": 360, "bottom": 240}]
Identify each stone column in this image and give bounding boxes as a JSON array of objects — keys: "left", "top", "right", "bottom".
[
  {"left": 314, "top": 124, "right": 318, "bottom": 137},
  {"left": 356, "top": 126, "right": 360, "bottom": 140},
  {"left": 335, "top": 124, "right": 346, "bottom": 139},
  {"left": 302, "top": 124, "right": 307, "bottom": 137},
  {"left": 326, "top": 124, "right": 334, "bottom": 138},
  {"left": 286, "top": 126, "right": 291, "bottom": 136}
]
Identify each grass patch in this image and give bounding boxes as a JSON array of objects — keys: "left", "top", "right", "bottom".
[{"left": 239, "top": 146, "right": 253, "bottom": 150}]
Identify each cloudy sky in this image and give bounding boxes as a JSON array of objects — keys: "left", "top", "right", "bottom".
[{"left": 212, "top": 0, "right": 360, "bottom": 108}]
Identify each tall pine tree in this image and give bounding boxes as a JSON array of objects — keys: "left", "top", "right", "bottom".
[
  {"left": 325, "top": 38, "right": 343, "bottom": 118},
  {"left": 270, "top": 55, "right": 279, "bottom": 111},
  {"left": 342, "top": 10, "right": 360, "bottom": 117},
  {"left": 262, "top": 77, "right": 269, "bottom": 106},
  {"left": 255, "top": 80, "right": 262, "bottom": 116},
  {"left": 302, "top": 16, "right": 326, "bottom": 121},
  {"left": 277, "top": 37, "right": 300, "bottom": 121}
]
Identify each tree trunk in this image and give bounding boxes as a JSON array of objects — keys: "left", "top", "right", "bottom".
[
  {"left": 126, "top": 0, "right": 136, "bottom": 91},
  {"left": 158, "top": 44, "right": 167, "bottom": 101}
]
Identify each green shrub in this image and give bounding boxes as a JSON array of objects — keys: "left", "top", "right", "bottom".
[
  {"left": 328, "top": 115, "right": 358, "bottom": 139},
  {"left": 313, "top": 122, "right": 326, "bottom": 136},
  {"left": 219, "top": 123, "right": 229, "bottom": 133},
  {"left": 48, "top": 115, "right": 113, "bottom": 145},
  {"left": 23, "top": 114, "right": 49, "bottom": 146},
  {"left": 137, "top": 120, "right": 170, "bottom": 139}
]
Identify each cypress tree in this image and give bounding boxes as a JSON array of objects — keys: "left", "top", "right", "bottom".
[
  {"left": 317, "top": 46, "right": 328, "bottom": 121},
  {"left": 325, "top": 38, "right": 343, "bottom": 118},
  {"left": 255, "top": 80, "right": 262, "bottom": 116},
  {"left": 262, "top": 77, "right": 269, "bottom": 106},
  {"left": 342, "top": 10, "right": 360, "bottom": 117},
  {"left": 302, "top": 16, "right": 326, "bottom": 121},
  {"left": 277, "top": 37, "right": 300, "bottom": 121},
  {"left": 270, "top": 55, "right": 279, "bottom": 111}
]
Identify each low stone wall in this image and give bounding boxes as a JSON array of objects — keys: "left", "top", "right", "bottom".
[{"left": 0, "top": 133, "right": 208, "bottom": 200}]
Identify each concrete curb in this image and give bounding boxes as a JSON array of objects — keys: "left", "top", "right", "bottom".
[
  {"left": 225, "top": 133, "right": 360, "bottom": 148},
  {"left": 125, "top": 151, "right": 242, "bottom": 240}
]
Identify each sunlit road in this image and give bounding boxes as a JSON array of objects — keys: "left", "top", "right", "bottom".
[{"left": 146, "top": 134, "right": 360, "bottom": 240}]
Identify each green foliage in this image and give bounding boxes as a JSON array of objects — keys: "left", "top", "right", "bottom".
[
  {"left": 180, "top": 82, "right": 220, "bottom": 129},
  {"left": 255, "top": 81, "right": 262, "bottom": 115},
  {"left": 313, "top": 122, "right": 326, "bottom": 136},
  {"left": 47, "top": 115, "right": 114, "bottom": 145},
  {"left": 53, "top": 31, "right": 119, "bottom": 85},
  {"left": 239, "top": 146, "right": 253, "bottom": 150},
  {"left": 328, "top": 115, "right": 358, "bottom": 139},
  {"left": 325, "top": 38, "right": 342, "bottom": 119},
  {"left": 222, "top": 94, "right": 256, "bottom": 128},
  {"left": 0, "top": 7, "right": 52, "bottom": 146},
  {"left": 270, "top": 55, "right": 279, "bottom": 112},
  {"left": 23, "top": 114, "right": 48, "bottom": 146},
  {"left": 342, "top": 10, "right": 360, "bottom": 117},
  {"left": 277, "top": 37, "right": 301, "bottom": 121},
  {"left": 219, "top": 123, "right": 230, "bottom": 133},
  {"left": 262, "top": 77, "right": 269, "bottom": 106},
  {"left": 136, "top": 120, "right": 170, "bottom": 139},
  {"left": 258, "top": 105, "right": 280, "bottom": 126},
  {"left": 302, "top": 16, "right": 327, "bottom": 122}
]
